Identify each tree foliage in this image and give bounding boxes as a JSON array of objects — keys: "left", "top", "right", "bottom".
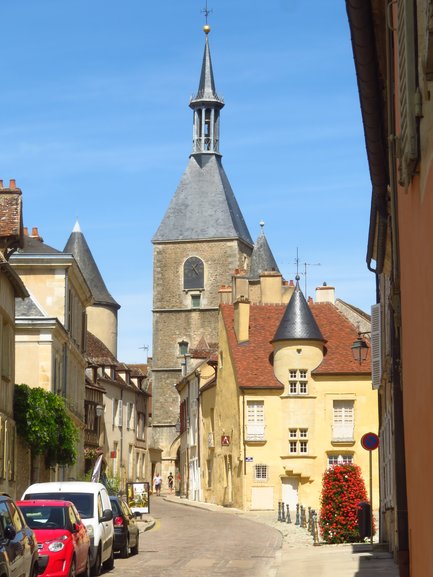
[
  {"left": 319, "top": 463, "right": 371, "bottom": 543},
  {"left": 14, "top": 384, "right": 79, "bottom": 466}
]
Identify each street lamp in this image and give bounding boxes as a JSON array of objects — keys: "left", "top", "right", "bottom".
[{"left": 351, "top": 333, "right": 370, "bottom": 364}]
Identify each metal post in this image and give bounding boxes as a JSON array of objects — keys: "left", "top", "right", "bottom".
[
  {"left": 313, "top": 511, "right": 320, "bottom": 546},
  {"left": 281, "top": 502, "right": 286, "bottom": 522},
  {"left": 369, "top": 449, "right": 373, "bottom": 548},
  {"left": 308, "top": 507, "right": 312, "bottom": 533},
  {"left": 286, "top": 504, "right": 291, "bottom": 524},
  {"left": 295, "top": 503, "right": 300, "bottom": 525},
  {"left": 277, "top": 501, "right": 282, "bottom": 522}
]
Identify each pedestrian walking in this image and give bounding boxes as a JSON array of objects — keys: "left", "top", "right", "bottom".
[
  {"left": 153, "top": 473, "right": 162, "bottom": 496},
  {"left": 168, "top": 472, "right": 174, "bottom": 493}
]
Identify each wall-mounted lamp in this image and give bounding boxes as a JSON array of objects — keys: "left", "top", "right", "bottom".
[
  {"left": 95, "top": 404, "right": 104, "bottom": 417},
  {"left": 351, "top": 332, "right": 370, "bottom": 364}
]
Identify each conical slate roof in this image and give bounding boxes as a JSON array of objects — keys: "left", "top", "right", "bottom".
[
  {"left": 64, "top": 222, "right": 120, "bottom": 309},
  {"left": 190, "top": 34, "right": 223, "bottom": 105},
  {"left": 272, "top": 279, "right": 324, "bottom": 343},
  {"left": 249, "top": 224, "right": 280, "bottom": 278},
  {"left": 152, "top": 154, "right": 253, "bottom": 244}
]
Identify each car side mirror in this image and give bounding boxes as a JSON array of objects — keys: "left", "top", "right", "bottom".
[
  {"left": 101, "top": 509, "right": 113, "bottom": 522},
  {"left": 73, "top": 523, "right": 81, "bottom": 533},
  {"left": 4, "top": 524, "right": 16, "bottom": 541}
]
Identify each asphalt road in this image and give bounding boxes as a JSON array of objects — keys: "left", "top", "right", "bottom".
[{"left": 112, "top": 497, "right": 282, "bottom": 577}]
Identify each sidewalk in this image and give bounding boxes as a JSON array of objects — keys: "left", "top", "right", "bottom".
[{"left": 161, "top": 494, "right": 399, "bottom": 577}]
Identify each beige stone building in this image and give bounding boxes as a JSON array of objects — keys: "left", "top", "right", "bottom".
[
  {"left": 0, "top": 180, "right": 28, "bottom": 498},
  {"left": 151, "top": 27, "right": 253, "bottom": 480},
  {"left": 198, "top": 275, "right": 379, "bottom": 513},
  {"left": 12, "top": 227, "right": 93, "bottom": 482}
]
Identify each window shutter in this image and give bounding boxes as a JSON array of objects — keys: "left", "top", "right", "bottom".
[
  {"left": 118, "top": 400, "right": 123, "bottom": 427},
  {"left": 397, "top": 0, "right": 418, "bottom": 186},
  {"left": 371, "top": 304, "right": 382, "bottom": 389}
]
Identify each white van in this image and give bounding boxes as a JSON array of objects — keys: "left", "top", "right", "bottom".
[{"left": 22, "top": 482, "right": 114, "bottom": 576}]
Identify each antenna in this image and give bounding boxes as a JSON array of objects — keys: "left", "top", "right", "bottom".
[
  {"left": 138, "top": 345, "right": 149, "bottom": 362},
  {"left": 294, "top": 248, "right": 321, "bottom": 296}
]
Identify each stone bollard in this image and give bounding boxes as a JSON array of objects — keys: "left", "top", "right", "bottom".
[
  {"left": 281, "top": 502, "right": 286, "bottom": 522},
  {"left": 301, "top": 506, "right": 307, "bottom": 529},
  {"left": 295, "top": 503, "right": 300, "bottom": 525},
  {"left": 313, "top": 511, "right": 320, "bottom": 546},
  {"left": 286, "top": 504, "right": 291, "bottom": 524}
]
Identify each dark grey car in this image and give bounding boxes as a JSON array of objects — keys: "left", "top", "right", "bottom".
[
  {"left": 0, "top": 494, "right": 39, "bottom": 577},
  {"left": 109, "top": 496, "right": 139, "bottom": 558}
]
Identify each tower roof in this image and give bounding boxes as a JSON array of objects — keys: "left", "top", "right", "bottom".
[
  {"left": 190, "top": 33, "right": 224, "bottom": 106},
  {"left": 249, "top": 222, "right": 280, "bottom": 278},
  {"left": 64, "top": 221, "right": 120, "bottom": 310},
  {"left": 153, "top": 154, "right": 253, "bottom": 244},
  {"left": 272, "top": 279, "right": 324, "bottom": 343}
]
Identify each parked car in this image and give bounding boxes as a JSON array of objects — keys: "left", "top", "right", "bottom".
[
  {"left": 17, "top": 499, "right": 90, "bottom": 577},
  {"left": 0, "top": 493, "right": 39, "bottom": 577},
  {"left": 109, "top": 496, "right": 139, "bottom": 558},
  {"left": 22, "top": 482, "right": 114, "bottom": 576}
]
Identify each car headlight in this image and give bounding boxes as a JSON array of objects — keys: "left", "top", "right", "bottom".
[
  {"left": 48, "top": 541, "right": 65, "bottom": 552},
  {"left": 85, "top": 524, "right": 94, "bottom": 539}
]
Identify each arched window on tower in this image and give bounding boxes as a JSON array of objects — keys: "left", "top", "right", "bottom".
[{"left": 184, "top": 257, "right": 204, "bottom": 290}]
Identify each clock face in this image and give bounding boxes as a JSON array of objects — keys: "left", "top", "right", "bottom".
[{"left": 184, "top": 257, "right": 204, "bottom": 289}]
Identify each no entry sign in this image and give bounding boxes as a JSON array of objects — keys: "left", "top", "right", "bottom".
[{"left": 361, "top": 432, "right": 379, "bottom": 451}]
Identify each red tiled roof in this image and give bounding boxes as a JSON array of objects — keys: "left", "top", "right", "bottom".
[
  {"left": 86, "top": 331, "right": 118, "bottom": 365},
  {"left": 220, "top": 302, "right": 370, "bottom": 390}
]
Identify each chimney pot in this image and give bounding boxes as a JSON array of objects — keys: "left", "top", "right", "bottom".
[
  {"left": 0, "top": 180, "right": 3, "bottom": 189},
  {"left": 32, "top": 227, "right": 39, "bottom": 237},
  {"left": 24, "top": 227, "right": 28, "bottom": 236},
  {"left": 9, "top": 179, "right": 16, "bottom": 189}
]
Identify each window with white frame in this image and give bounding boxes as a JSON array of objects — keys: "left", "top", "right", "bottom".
[
  {"left": 332, "top": 400, "right": 354, "bottom": 441},
  {"left": 288, "top": 428, "right": 308, "bottom": 454},
  {"left": 287, "top": 369, "right": 308, "bottom": 395},
  {"left": 254, "top": 464, "right": 268, "bottom": 481},
  {"left": 246, "top": 400, "right": 265, "bottom": 441},
  {"left": 328, "top": 454, "right": 353, "bottom": 467}
]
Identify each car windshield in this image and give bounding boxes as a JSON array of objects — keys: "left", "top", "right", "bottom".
[
  {"left": 19, "top": 505, "right": 68, "bottom": 530},
  {"left": 25, "top": 493, "right": 93, "bottom": 519}
]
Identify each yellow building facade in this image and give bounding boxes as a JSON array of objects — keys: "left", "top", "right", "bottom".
[{"left": 199, "top": 276, "right": 379, "bottom": 515}]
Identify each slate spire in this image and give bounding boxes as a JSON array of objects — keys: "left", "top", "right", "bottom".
[
  {"left": 272, "top": 276, "right": 324, "bottom": 342},
  {"left": 152, "top": 26, "right": 252, "bottom": 246},
  {"left": 64, "top": 220, "right": 120, "bottom": 309},
  {"left": 249, "top": 221, "right": 280, "bottom": 279}
]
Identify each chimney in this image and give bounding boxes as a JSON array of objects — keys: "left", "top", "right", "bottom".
[
  {"left": 315, "top": 282, "right": 335, "bottom": 304},
  {"left": 29, "top": 227, "right": 43, "bottom": 242},
  {"left": 9, "top": 179, "right": 16, "bottom": 189},
  {"left": 219, "top": 285, "right": 233, "bottom": 305},
  {"left": 0, "top": 180, "right": 3, "bottom": 189},
  {"left": 233, "top": 276, "right": 249, "bottom": 302},
  {"left": 260, "top": 271, "right": 283, "bottom": 304},
  {"left": 23, "top": 227, "right": 28, "bottom": 236},
  {"left": 234, "top": 296, "right": 250, "bottom": 343}
]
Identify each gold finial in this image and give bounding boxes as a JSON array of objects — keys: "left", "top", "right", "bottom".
[{"left": 203, "top": 24, "right": 211, "bottom": 34}]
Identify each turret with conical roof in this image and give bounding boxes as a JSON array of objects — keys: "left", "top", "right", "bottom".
[
  {"left": 64, "top": 220, "right": 120, "bottom": 356},
  {"left": 271, "top": 277, "right": 325, "bottom": 388},
  {"left": 249, "top": 221, "right": 280, "bottom": 279}
]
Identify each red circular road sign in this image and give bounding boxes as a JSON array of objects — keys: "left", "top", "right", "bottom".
[{"left": 361, "top": 432, "right": 379, "bottom": 451}]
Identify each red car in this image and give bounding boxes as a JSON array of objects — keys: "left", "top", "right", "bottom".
[{"left": 17, "top": 500, "right": 90, "bottom": 577}]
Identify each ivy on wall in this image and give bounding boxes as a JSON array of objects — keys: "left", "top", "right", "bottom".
[{"left": 14, "top": 384, "right": 79, "bottom": 466}]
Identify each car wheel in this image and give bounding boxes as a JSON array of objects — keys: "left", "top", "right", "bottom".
[
  {"left": 130, "top": 535, "right": 139, "bottom": 556},
  {"left": 91, "top": 548, "right": 101, "bottom": 577},
  {"left": 102, "top": 546, "right": 114, "bottom": 571},
  {"left": 120, "top": 536, "right": 129, "bottom": 559},
  {"left": 69, "top": 558, "right": 76, "bottom": 577}
]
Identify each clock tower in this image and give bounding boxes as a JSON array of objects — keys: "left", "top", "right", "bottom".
[{"left": 151, "top": 25, "right": 253, "bottom": 476}]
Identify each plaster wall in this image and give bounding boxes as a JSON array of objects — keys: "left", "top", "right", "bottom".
[{"left": 87, "top": 305, "right": 118, "bottom": 357}]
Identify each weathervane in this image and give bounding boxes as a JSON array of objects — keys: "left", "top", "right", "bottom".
[{"left": 201, "top": 0, "right": 212, "bottom": 24}]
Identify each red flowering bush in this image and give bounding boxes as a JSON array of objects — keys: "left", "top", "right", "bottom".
[{"left": 319, "top": 464, "right": 372, "bottom": 543}]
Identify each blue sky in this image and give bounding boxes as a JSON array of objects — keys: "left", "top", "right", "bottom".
[{"left": 1, "top": 1, "right": 374, "bottom": 363}]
